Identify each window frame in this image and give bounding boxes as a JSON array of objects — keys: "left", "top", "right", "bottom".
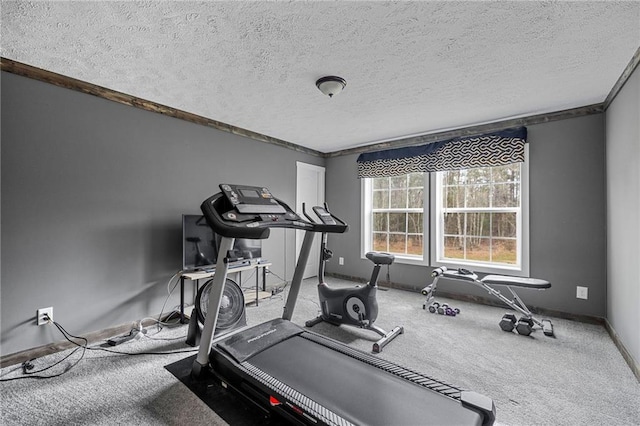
[
  {"left": 361, "top": 173, "right": 430, "bottom": 266},
  {"left": 430, "top": 146, "right": 530, "bottom": 276},
  {"left": 361, "top": 145, "right": 529, "bottom": 275}
]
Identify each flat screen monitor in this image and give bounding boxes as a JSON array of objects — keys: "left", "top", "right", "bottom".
[{"left": 182, "top": 214, "right": 262, "bottom": 272}]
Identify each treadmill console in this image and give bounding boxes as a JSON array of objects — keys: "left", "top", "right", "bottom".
[
  {"left": 200, "top": 184, "right": 347, "bottom": 239},
  {"left": 220, "top": 184, "right": 286, "bottom": 214}
]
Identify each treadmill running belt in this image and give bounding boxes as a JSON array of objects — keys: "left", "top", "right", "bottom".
[{"left": 246, "top": 334, "right": 484, "bottom": 426}]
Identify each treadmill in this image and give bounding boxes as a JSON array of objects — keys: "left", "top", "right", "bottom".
[{"left": 191, "top": 184, "right": 496, "bottom": 426}]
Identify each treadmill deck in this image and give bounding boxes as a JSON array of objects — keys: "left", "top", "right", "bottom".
[{"left": 211, "top": 319, "right": 493, "bottom": 426}]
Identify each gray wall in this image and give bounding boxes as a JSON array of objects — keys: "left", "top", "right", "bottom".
[
  {"left": 605, "top": 65, "right": 639, "bottom": 365},
  {"left": 1, "top": 71, "right": 324, "bottom": 356},
  {"left": 1, "top": 68, "right": 620, "bottom": 357},
  {"left": 325, "top": 114, "right": 607, "bottom": 318}
]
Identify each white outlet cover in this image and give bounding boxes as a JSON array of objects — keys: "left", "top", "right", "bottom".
[
  {"left": 37, "top": 307, "right": 53, "bottom": 325},
  {"left": 576, "top": 286, "right": 589, "bottom": 300}
]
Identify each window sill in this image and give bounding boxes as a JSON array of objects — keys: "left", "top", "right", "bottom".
[{"left": 362, "top": 253, "right": 427, "bottom": 267}]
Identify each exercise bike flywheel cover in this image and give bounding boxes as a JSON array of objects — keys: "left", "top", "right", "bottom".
[
  {"left": 344, "top": 296, "right": 367, "bottom": 321},
  {"left": 196, "top": 278, "right": 245, "bottom": 330}
]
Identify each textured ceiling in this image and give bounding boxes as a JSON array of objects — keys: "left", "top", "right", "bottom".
[{"left": 2, "top": 1, "right": 639, "bottom": 153}]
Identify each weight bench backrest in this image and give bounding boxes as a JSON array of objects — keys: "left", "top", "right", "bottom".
[{"left": 481, "top": 275, "right": 551, "bottom": 289}]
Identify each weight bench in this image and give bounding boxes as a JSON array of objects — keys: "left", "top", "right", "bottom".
[{"left": 422, "top": 267, "right": 554, "bottom": 337}]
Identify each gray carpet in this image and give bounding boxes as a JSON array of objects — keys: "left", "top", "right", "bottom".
[{"left": 1, "top": 277, "right": 638, "bottom": 425}]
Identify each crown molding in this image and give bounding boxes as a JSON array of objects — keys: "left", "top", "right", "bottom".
[
  {"left": 603, "top": 46, "right": 640, "bottom": 110},
  {"left": 3, "top": 57, "right": 617, "bottom": 160},
  {"left": 1, "top": 57, "right": 324, "bottom": 158},
  {"left": 326, "top": 103, "right": 604, "bottom": 158}
]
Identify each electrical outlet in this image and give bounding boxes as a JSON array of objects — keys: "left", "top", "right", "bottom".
[
  {"left": 576, "top": 286, "right": 588, "bottom": 300},
  {"left": 37, "top": 307, "right": 53, "bottom": 325},
  {"left": 339, "top": 257, "right": 344, "bottom": 265}
]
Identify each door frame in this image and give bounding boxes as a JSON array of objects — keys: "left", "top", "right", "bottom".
[{"left": 296, "top": 162, "right": 326, "bottom": 279}]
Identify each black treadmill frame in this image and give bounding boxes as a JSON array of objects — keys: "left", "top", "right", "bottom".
[{"left": 190, "top": 189, "right": 496, "bottom": 425}]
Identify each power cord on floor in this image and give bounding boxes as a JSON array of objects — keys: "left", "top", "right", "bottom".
[
  {"left": 137, "top": 314, "right": 186, "bottom": 341},
  {"left": 0, "top": 314, "right": 196, "bottom": 382},
  {"left": 153, "top": 272, "right": 183, "bottom": 333},
  {"left": 0, "top": 313, "right": 87, "bottom": 381},
  {"left": 263, "top": 269, "right": 290, "bottom": 301}
]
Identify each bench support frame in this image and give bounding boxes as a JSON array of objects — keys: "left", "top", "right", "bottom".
[{"left": 422, "top": 267, "right": 554, "bottom": 337}]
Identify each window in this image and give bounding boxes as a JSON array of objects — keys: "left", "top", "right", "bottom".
[
  {"left": 432, "top": 160, "right": 528, "bottom": 275},
  {"left": 362, "top": 153, "right": 528, "bottom": 274},
  {"left": 362, "top": 173, "right": 427, "bottom": 264}
]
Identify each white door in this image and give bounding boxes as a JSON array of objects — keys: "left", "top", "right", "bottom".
[{"left": 296, "top": 162, "right": 325, "bottom": 279}]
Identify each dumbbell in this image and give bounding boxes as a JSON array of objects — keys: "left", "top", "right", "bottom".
[
  {"left": 437, "top": 303, "right": 448, "bottom": 315},
  {"left": 444, "top": 307, "right": 458, "bottom": 316},
  {"left": 427, "top": 302, "right": 440, "bottom": 314},
  {"left": 499, "top": 313, "right": 517, "bottom": 332},
  {"left": 515, "top": 317, "right": 534, "bottom": 336}
]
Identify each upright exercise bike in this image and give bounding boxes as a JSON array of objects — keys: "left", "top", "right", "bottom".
[{"left": 305, "top": 205, "right": 404, "bottom": 353}]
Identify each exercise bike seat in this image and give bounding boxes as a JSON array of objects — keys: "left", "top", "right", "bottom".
[
  {"left": 366, "top": 251, "right": 395, "bottom": 265},
  {"left": 482, "top": 275, "right": 551, "bottom": 289}
]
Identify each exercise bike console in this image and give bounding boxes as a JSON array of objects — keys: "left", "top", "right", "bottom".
[{"left": 312, "top": 205, "right": 337, "bottom": 225}]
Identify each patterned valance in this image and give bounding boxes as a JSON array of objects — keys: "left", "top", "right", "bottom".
[{"left": 357, "top": 127, "right": 527, "bottom": 178}]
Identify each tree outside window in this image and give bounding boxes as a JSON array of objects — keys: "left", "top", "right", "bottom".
[
  {"left": 439, "top": 163, "right": 521, "bottom": 266},
  {"left": 371, "top": 173, "right": 424, "bottom": 257}
]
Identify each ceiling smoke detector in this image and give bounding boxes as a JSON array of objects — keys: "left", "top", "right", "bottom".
[{"left": 316, "top": 76, "right": 347, "bottom": 98}]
